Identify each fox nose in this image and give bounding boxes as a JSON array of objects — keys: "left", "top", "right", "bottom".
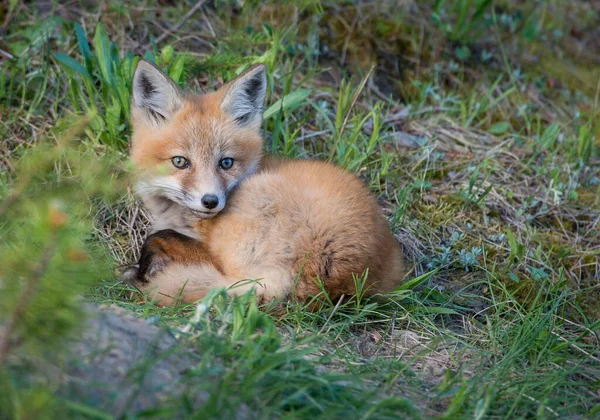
[{"left": 201, "top": 194, "right": 219, "bottom": 210}]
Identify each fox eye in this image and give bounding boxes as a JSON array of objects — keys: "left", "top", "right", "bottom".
[
  {"left": 171, "top": 156, "right": 189, "bottom": 169},
  {"left": 219, "top": 157, "right": 234, "bottom": 170}
]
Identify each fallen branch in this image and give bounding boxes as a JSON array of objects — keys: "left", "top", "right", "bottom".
[{"left": 143, "top": 0, "right": 208, "bottom": 50}]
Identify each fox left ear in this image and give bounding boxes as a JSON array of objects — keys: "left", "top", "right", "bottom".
[
  {"left": 219, "top": 64, "right": 267, "bottom": 128},
  {"left": 132, "top": 60, "right": 183, "bottom": 126}
]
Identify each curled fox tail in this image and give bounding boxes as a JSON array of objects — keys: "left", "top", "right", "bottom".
[{"left": 127, "top": 230, "right": 296, "bottom": 306}]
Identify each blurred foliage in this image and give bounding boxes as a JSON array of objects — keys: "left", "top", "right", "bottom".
[{"left": 0, "top": 117, "right": 125, "bottom": 417}]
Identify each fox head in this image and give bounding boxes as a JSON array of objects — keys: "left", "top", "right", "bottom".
[{"left": 130, "top": 60, "right": 267, "bottom": 218}]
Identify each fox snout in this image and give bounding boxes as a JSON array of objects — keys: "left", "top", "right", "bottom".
[
  {"left": 184, "top": 190, "right": 226, "bottom": 217},
  {"left": 201, "top": 194, "right": 219, "bottom": 209},
  {"left": 134, "top": 176, "right": 227, "bottom": 218}
]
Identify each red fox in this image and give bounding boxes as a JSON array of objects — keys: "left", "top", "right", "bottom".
[{"left": 126, "top": 60, "right": 405, "bottom": 306}]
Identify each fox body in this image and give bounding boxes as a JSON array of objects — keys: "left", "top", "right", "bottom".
[{"left": 129, "top": 60, "right": 405, "bottom": 305}]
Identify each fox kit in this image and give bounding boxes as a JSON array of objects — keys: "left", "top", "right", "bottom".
[{"left": 127, "top": 60, "right": 405, "bottom": 305}]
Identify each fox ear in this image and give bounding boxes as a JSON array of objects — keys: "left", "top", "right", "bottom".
[
  {"left": 219, "top": 64, "right": 267, "bottom": 128},
  {"left": 132, "top": 60, "right": 183, "bottom": 125}
]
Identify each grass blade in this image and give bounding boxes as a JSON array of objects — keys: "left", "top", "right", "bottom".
[
  {"left": 264, "top": 88, "right": 311, "bottom": 120},
  {"left": 53, "top": 52, "right": 92, "bottom": 81},
  {"left": 395, "top": 269, "right": 439, "bottom": 292}
]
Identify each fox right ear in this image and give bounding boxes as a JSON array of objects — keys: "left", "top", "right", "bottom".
[
  {"left": 219, "top": 64, "right": 267, "bottom": 128},
  {"left": 132, "top": 60, "right": 183, "bottom": 125}
]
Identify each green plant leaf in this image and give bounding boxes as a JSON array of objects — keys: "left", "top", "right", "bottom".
[
  {"left": 64, "top": 400, "right": 112, "bottom": 420},
  {"left": 93, "top": 23, "right": 114, "bottom": 85},
  {"left": 455, "top": 45, "right": 471, "bottom": 61},
  {"left": 540, "top": 123, "right": 560, "bottom": 150},
  {"left": 420, "top": 306, "right": 460, "bottom": 315},
  {"left": 53, "top": 52, "right": 92, "bottom": 81},
  {"left": 74, "top": 22, "right": 93, "bottom": 75},
  {"left": 169, "top": 55, "right": 185, "bottom": 84},
  {"left": 264, "top": 89, "right": 311, "bottom": 120},
  {"left": 395, "top": 269, "right": 439, "bottom": 291},
  {"left": 488, "top": 121, "right": 510, "bottom": 135}
]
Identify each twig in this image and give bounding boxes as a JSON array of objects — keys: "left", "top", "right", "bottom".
[
  {"left": 340, "top": 13, "right": 359, "bottom": 67},
  {"left": 373, "top": 310, "right": 397, "bottom": 358},
  {"left": 0, "top": 236, "right": 56, "bottom": 366},
  {"left": 294, "top": 129, "right": 332, "bottom": 143},
  {"left": 338, "top": 65, "right": 375, "bottom": 140},
  {"left": 550, "top": 330, "right": 600, "bottom": 364},
  {"left": 144, "top": 0, "right": 208, "bottom": 50},
  {"left": 201, "top": 7, "right": 216, "bottom": 37},
  {"left": 319, "top": 294, "right": 345, "bottom": 335},
  {"left": 0, "top": 48, "right": 14, "bottom": 60},
  {"left": 523, "top": 394, "right": 559, "bottom": 417}
]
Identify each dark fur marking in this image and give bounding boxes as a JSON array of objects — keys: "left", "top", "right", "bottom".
[
  {"left": 323, "top": 254, "right": 333, "bottom": 278},
  {"left": 139, "top": 73, "right": 157, "bottom": 97},
  {"left": 136, "top": 247, "right": 162, "bottom": 283},
  {"left": 136, "top": 229, "right": 196, "bottom": 282},
  {"left": 244, "top": 75, "right": 262, "bottom": 103},
  {"left": 147, "top": 108, "right": 166, "bottom": 123},
  {"left": 235, "top": 112, "right": 251, "bottom": 124},
  {"left": 138, "top": 73, "right": 167, "bottom": 122},
  {"left": 341, "top": 243, "right": 361, "bottom": 252},
  {"left": 234, "top": 74, "right": 263, "bottom": 125}
]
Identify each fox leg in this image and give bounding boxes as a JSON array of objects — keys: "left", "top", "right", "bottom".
[
  {"left": 138, "top": 263, "right": 232, "bottom": 306},
  {"left": 123, "top": 229, "right": 217, "bottom": 305},
  {"left": 138, "top": 264, "right": 295, "bottom": 306},
  {"left": 135, "top": 229, "right": 212, "bottom": 279},
  {"left": 119, "top": 228, "right": 213, "bottom": 285},
  {"left": 126, "top": 229, "right": 295, "bottom": 306}
]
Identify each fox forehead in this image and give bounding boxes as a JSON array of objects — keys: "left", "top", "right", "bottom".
[{"left": 131, "top": 93, "right": 262, "bottom": 167}]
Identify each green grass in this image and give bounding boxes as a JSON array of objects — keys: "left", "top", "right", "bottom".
[{"left": 1, "top": 0, "right": 599, "bottom": 418}]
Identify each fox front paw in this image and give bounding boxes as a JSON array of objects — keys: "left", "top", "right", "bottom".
[
  {"left": 118, "top": 264, "right": 140, "bottom": 285},
  {"left": 125, "top": 229, "right": 211, "bottom": 287},
  {"left": 135, "top": 230, "right": 183, "bottom": 282}
]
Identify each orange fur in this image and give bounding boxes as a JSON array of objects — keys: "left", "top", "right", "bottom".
[{"left": 129, "top": 61, "right": 405, "bottom": 305}]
